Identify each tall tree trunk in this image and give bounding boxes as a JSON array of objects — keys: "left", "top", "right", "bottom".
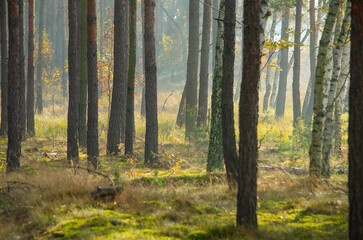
[
  {"left": 106, "top": 0, "right": 129, "bottom": 155},
  {"left": 19, "top": 0, "right": 26, "bottom": 140},
  {"left": 211, "top": 0, "right": 219, "bottom": 74},
  {"left": 197, "top": 0, "right": 212, "bottom": 127},
  {"left": 309, "top": 0, "right": 339, "bottom": 178},
  {"left": 125, "top": 0, "right": 136, "bottom": 155},
  {"left": 144, "top": 0, "right": 158, "bottom": 164},
  {"left": 176, "top": 85, "right": 186, "bottom": 126},
  {"left": 349, "top": 0, "right": 363, "bottom": 237},
  {"left": 292, "top": 0, "right": 302, "bottom": 124},
  {"left": 237, "top": 0, "right": 260, "bottom": 228},
  {"left": 185, "top": 0, "right": 200, "bottom": 138},
  {"left": 263, "top": 11, "right": 277, "bottom": 111},
  {"left": 35, "top": 0, "right": 44, "bottom": 114},
  {"left": 140, "top": 0, "right": 146, "bottom": 118},
  {"left": 87, "top": 0, "right": 99, "bottom": 169},
  {"left": 222, "top": 0, "right": 238, "bottom": 187},
  {"left": 269, "top": 49, "right": 281, "bottom": 108},
  {"left": 67, "top": 0, "right": 80, "bottom": 165},
  {"left": 322, "top": 2, "right": 349, "bottom": 177},
  {"left": 275, "top": 8, "right": 289, "bottom": 118},
  {"left": 99, "top": 0, "right": 103, "bottom": 61},
  {"left": 0, "top": 0, "right": 8, "bottom": 137},
  {"left": 79, "top": 0, "right": 87, "bottom": 148},
  {"left": 323, "top": 33, "right": 335, "bottom": 111},
  {"left": 207, "top": 0, "right": 225, "bottom": 172},
  {"left": 27, "top": 0, "right": 35, "bottom": 136},
  {"left": 6, "top": 0, "right": 21, "bottom": 172},
  {"left": 61, "top": 0, "right": 67, "bottom": 97}
]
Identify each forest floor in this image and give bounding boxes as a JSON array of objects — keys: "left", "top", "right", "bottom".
[{"left": 0, "top": 94, "right": 349, "bottom": 239}]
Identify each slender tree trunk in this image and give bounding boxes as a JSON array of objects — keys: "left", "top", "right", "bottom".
[
  {"left": 67, "top": 0, "right": 80, "bottom": 165},
  {"left": 79, "top": 0, "right": 87, "bottom": 148},
  {"left": 263, "top": 12, "right": 277, "bottom": 111},
  {"left": 87, "top": 0, "right": 99, "bottom": 169},
  {"left": 185, "top": 0, "right": 200, "bottom": 138},
  {"left": 237, "top": 0, "right": 260, "bottom": 228},
  {"left": 275, "top": 8, "right": 289, "bottom": 118},
  {"left": 197, "top": 0, "right": 212, "bottom": 127},
  {"left": 211, "top": 0, "right": 219, "bottom": 74},
  {"left": 0, "top": 0, "right": 8, "bottom": 137},
  {"left": 106, "top": 0, "right": 129, "bottom": 155},
  {"left": 140, "top": 0, "right": 146, "bottom": 118},
  {"left": 99, "top": 0, "right": 103, "bottom": 61},
  {"left": 176, "top": 85, "right": 186, "bottom": 126},
  {"left": 322, "top": 2, "right": 349, "bottom": 177},
  {"left": 269, "top": 50, "right": 280, "bottom": 108},
  {"left": 35, "top": 0, "right": 45, "bottom": 114},
  {"left": 19, "top": 0, "right": 26, "bottom": 140},
  {"left": 60, "top": 0, "right": 67, "bottom": 98},
  {"left": 349, "top": 0, "right": 363, "bottom": 237},
  {"left": 222, "top": 0, "right": 238, "bottom": 187},
  {"left": 27, "top": 0, "right": 35, "bottom": 137},
  {"left": 292, "top": 0, "right": 302, "bottom": 124},
  {"left": 144, "top": 0, "right": 158, "bottom": 164},
  {"left": 207, "top": 0, "right": 225, "bottom": 172},
  {"left": 323, "top": 33, "right": 335, "bottom": 111},
  {"left": 6, "top": 0, "right": 21, "bottom": 172},
  {"left": 125, "top": 0, "right": 136, "bottom": 155},
  {"left": 309, "top": 0, "right": 339, "bottom": 178}
]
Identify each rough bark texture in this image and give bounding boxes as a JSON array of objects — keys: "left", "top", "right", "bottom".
[
  {"left": 211, "top": 0, "right": 219, "bottom": 74},
  {"left": 207, "top": 0, "right": 225, "bottom": 173},
  {"left": 106, "top": 0, "right": 129, "bottom": 155},
  {"left": 67, "top": 0, "right": 80, "bottom": 165},
  {"left": 0, "top": 0, "right": 8, "bottom": 137},
  {"left": 263, "top": 12, "right": 277, "bottom": 111},
  {"left": 309, "top": 0, "right": 339, "bottom": 177},
  {"left": 185, "top": 0, "right": 199, "bottom": 138},
  {"left": 60, "top": 0, "right": 67, "bottom": 97},
  {"left": 197, "top": 0, "right": 212, "bottom": 127},
  {"left": 144, "top": 0, "right": 158, "bottom": 164},
  {"left": 87, "top": 0, "right": 99, "bottom": 169},
  {"left": 35, "top": 0, "right": 44, "bottom": 114},
  {"left": 222, "top": 0, "right": 238, "bottom": 187},
  {"left": 140, "top": 0, "right": 146, "bottom": 118},
  {"left": 349, "top": 1, "right": 363, "bottom": 238},
  {"left": 275, "top": 8, "right": 289, "bottom": 118},
  {"left": 292, "top": 0, "right": 302, "bottom": 124},
  {"left": 79, "top": 0, "right": 87, "bottom": 148},
  {"left": 6, "top": 0, "right": 21, "bottom": 172},
  {"left": 125, "top": 0, "right": 136, "bottom": 155},
  {"left": 27, "top": 0, "right": 35, "bottom": 136},
  {"left": 237, "top": 0, "right": 260, "bottom": 228},
  {"left": 322, "top": 3, "right": 350, "bottom": 177},
  {"left": 18, "top": 0, "right": 25, "bottom": 140}
]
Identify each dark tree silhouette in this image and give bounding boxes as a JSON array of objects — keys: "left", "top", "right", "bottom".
[
  {"left": 19, "top": 0, "right": 26, "bottom": 140},
  {"left": 27, "top": 0, "right": 35, "bottom": 137},
  {"left": 35, "top": 0, "right": 45, "bottom": 114},
  {"left": 79, "top": 0, "right": 87, "bottom": 148},
  {"left": 144, "top": 0, "right": 158, "bottom": 164},
  {"left": 0, "top": 0, "right": 8, "bottom": 137},
  {"left": 6, "top": 0, "right": 21, "bottom": 172},
  {"left": 237, "top": 0, "right": 260, "bottom": 228}
]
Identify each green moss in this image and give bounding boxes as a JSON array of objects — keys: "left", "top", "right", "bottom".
[{"left": 186, "top": 230, "right": 209, "bottom": 240}]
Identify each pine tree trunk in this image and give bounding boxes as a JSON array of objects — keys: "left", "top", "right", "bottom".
[
  {"left": 144, "top": 0, "right": 158, "bottom": 164},
  {"left": 79, "top": 0, "right": 87, "bottom": 148},
  {"left": 309, "top": 0, "right": 339, "bottom": 178},
  {"left": 27, "top": 0, "right": 35, "bottom": 137},
  {"left": 269, "top": 50, "right": 280, "bottom": 108},
  {"left": 237, "top": 0, "right": 260, "bottom": 228},
  {"left": 275, "top": 8, "right": 289, "bottom": 118},
  {"left": 222, "top": 0, "right": 238, "bottom": 187},
  {"left": 263, "top": 12, "right": 277, "bottom": 111},
  {"left": 61, "top": 0, "right": 67, "bottom": 98},
  {"left": 125, "top": 0, "right": 136, "bottom": 155},
  {"left": 6, "top": 0, "right": 21, "bottom": 172},
  {"left": 211, "top": 0, "right": 219, "bottom": 74},
  {"left": 35, "top": 0, "right": 45, "bottom": 114},
  {"left": 349, "top": 1, "right": 363, "bottom": 237},
  {"left": 185, "top": 0, "right": 200, "bottom": 138},
  {"left": 19, "top": 0, "right": 26, "bottom": 140},
  {"left": 0, "top": 0, "right": 8, "bottom": 137},
  {"left": 140, "top": 0, "right": 146, "bottom": 118},
  {"left": 207, "top": 0, "right": 225, "bottom": 172},
  {"left": 106, "top": 0, "right": 129, "bottom": 155},
  {"left": 67, "top": 0, "right": 80, "bottom": 165},
  {"left": 197, "top": 0, "right": 212, "bottom": 127},
  {"left": 292, "top": 0, "right": 302, "bottom": 124}
]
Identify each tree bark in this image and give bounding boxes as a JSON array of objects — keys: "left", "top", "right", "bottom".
[
  {"left": 140, "top": 0, "right": 146, "bottom": 118},
  {"left": 197, "top": 0, "right": 212, "bottom": 127},
  {"left": 35, "top": 0, "right": 44, "bottom": 114},
  {"left": 79, "top": 0, "right": 87, "bottom": 148},
  {"left": 125, "top": 0, "right": 137, "bottom": 155},
  {"left": 18, "top": 0, "right": 25, "bottom": 140},
  {"left": 237, "top": 0, "right": 260, "bottom": 228},
  {"left": 309, "top": 0, "right": 339, "bottom": 178},
  {"left": 87, "top": 0, "right": 99, "bottom": 169},
  {"left": 269, "top": 49, "right": 281, "bottom": 108},
  {"left": 207, "top": 0, "right": 225, "bottom": 173},
  {"left": 26, "top": 0, "right": 35, "bottom": 136},
  {"left": 0, "top": 0, "right": 8, "bottom": 137},
  {"left": 6, "top": 0, "right": 21, "bottom": 172},
  {"left": 106, "top": 0, "right": 129, "bottom": 155},
  {"left": 349, "top": 0, "right": 363, "bottom": 238},
  {"left": 144, "top": 0, "right": 158, "bottom": 164}
]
